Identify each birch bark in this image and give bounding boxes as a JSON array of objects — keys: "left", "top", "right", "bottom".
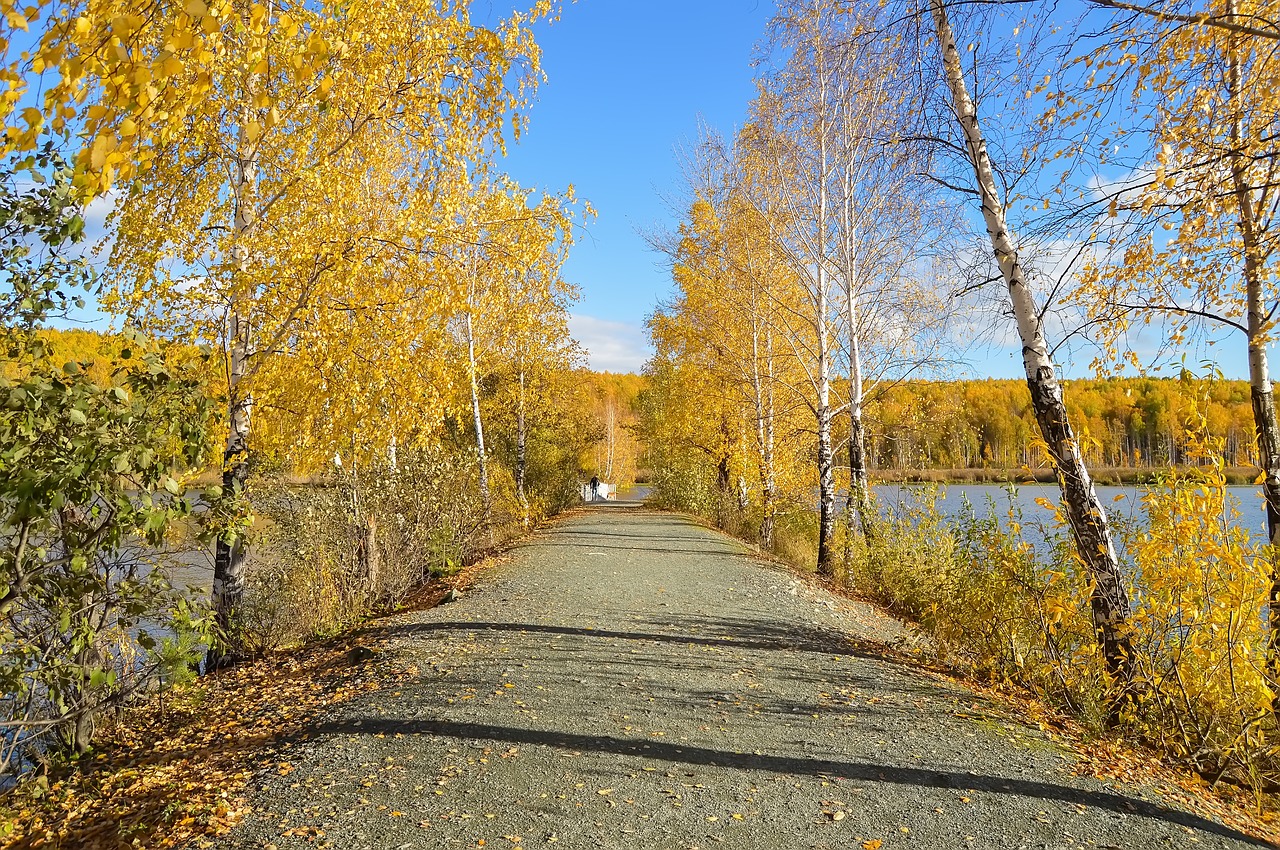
[
  {"left": 466, "top": 304, "right": 491, "bottom": 516},
  {"left": 814, "top": 19, "right": 837, "bottom": 576},
  {"left": 1225, "top": 14, "right": 1280, "bottom": 693},
  {"left": 516, "top": 357, "right": 528, "bottom": 524},
  {"left": 207, "top": 80, "right": 258, "bottom": 670},
  {"left": 928, "top": 0, "right": 1133, "bottom": 686}
]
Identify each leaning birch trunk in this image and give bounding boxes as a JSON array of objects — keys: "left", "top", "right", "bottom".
[
  {"left": 605, "top": 403, "right": 617, "bottom": 481},
  {"left": 751, "top": 307, "right": 776, "bottom": 548},
  {"left": 814, "top": 51, "right": 837, "bottom": 576},
  {"left": 764, "top": 331, "right": 778, "bottom": 548},
  {"left": 207, "top": 103, "right": 258, "bottom": 671},
  {"left": 847, "top": 330, "right": 872, "bottom": 541},
  {"left": 1225, "top": 26, "right": 1280, "bottom": 697},
  {"left": 928, "top": 0, "right": 1133, "bottom": 689},
  {"left": 516, "top": 360, "right": 529, "bottom": 526},
  {"left": 465, "top": 306, "right": 491, "bottom": 519},
  {"left": 842, "top": 206, "right": 873, "bottom": 552}
]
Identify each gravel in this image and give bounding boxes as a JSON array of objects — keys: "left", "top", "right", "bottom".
[{"left": 209, "top": 504, "right": 1272, "bottom": 850}]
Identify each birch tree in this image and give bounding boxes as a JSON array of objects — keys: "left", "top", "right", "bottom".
[
  {"left": 441, "top": 176, "right": 583, "bottom": 526},
  {"left": 925, "top": 0, "right": 1135, "bottom": 689},
  {"left": 751, "top": 6, "right": 843, "bottom": 573},
  {"left": 1063, "top": 0, "right": 1280, "bottom": 689},
  {"left": 653, "top": 148, "right": 804, "bottom": 544},
  {"left": 100, "top": 0, "right": 553, "bottom": 665},
  {"left": 744, "top": 0, "right": 949, "bottom": 571}
]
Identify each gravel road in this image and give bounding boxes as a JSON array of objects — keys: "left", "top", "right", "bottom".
[{"left": 213, "top": 503, "right": 1273, "bottom": 849}]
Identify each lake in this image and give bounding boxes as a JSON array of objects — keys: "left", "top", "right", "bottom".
[{"left": 873, "top": 481, "right": 1269, "bottom": 550}]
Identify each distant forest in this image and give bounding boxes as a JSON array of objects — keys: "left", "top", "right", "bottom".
[
  {"left": 865, "top": 377, "right": 1255, "bottom": 471},
  {"left": 25, "top": 331, "right": 1254, "bottom": 475}
]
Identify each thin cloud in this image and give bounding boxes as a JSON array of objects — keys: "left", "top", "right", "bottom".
[{"left": 567, "top": 313, "right": 651, "bottom": 373}]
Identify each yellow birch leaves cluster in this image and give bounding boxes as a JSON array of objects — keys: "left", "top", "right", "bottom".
[{"left": 40, "top": 0, "right": 588, "bottom": 474}]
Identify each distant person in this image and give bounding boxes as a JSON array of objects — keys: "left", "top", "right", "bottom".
[{"left": 589, "top": 475, "right": 600, "bottom": 501}]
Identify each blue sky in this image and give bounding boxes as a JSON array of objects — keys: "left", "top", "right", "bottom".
[
  {"left": 491, "top": 0, "right": 1170, "bottom": 379},
  {"left": 495, "top": 0, "right": 777, "bottom": 372}
]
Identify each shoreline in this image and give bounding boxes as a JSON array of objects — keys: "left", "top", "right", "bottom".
[{"left": 870, "top": 466, "right": 1260, "bottom": 486}]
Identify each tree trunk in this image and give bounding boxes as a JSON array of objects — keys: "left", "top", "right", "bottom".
[
  {"left": 65, "top": 591, "right": 105, "bottom": 755},
  {"left": 842, "top": 211, "right": 873, "bottom": 554},
  {"left": 929, "top": 0, "right": 1133, "bottom": 690},
  {"left": 465, "top": 306, "right": 491, "bottom": 517},
  {"left": 816, "top": 387, "right": 836, "bottom": 575},
  {"left": 814, "top": 44, "right": 837, "bottom": 577},
  {"left": 357, "top": 514, "right": 380, "bottom": 606},
  {"left": 1224, "top": 15, "right": 1280, "bottom": 698},
  {"left": 752, "top": 316, "right": 777, "bottom": 548},
  {"left": 604, "top": 402, "right": 617, "bottom": 481},
  {"left": 848, "top": 398, "right": 871, "bottom": 537},
  {"left": 516, "top": 362, "right": 529, "bottom": 526},
  {"left": 209, "top": 380, "right": 251, "bottom": 669},
  {"left": 207, "top": 97, "right": 258, "bottom": 671}
]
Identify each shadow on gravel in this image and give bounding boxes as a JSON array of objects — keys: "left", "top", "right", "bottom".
[
  {"left": 518, "top": 542, "right": 742, "bottom": 556},
  {"left": 307, "top": 717, "right": 1270, "bottom": 847},
  {"left": 536, "top": 530, "right": 741, "bottom": 545},
  {"left": 373, "top": 619, "right": 888, "bottom": 660}
]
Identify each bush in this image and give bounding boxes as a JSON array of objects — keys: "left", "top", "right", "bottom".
[{"left": 236, "top": 448, "right": 498, "bottom": 652}]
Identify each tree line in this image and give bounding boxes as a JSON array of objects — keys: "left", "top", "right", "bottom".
[{"left": 867, "top": 376, "right": 1258, "bottom": 472}]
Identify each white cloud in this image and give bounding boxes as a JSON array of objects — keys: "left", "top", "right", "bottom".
[
  {"left": 568, "top": 313, "right": 651, "bottom": 373},
  {"left": 1087, "top": 167, "right": 1151, "bottom": 207},
  {"left": 78, "top": 189, "right": 118, "bottom": 260}
]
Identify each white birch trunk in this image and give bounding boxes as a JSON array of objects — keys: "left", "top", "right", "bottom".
[
  {"left": 466, "top": 306, "right": 491, "bottom": 515},
  {"left": 516, "top": 358, "right": 529, "bottom": 526},
  {"left": 751, "top": 300, "right": 777, "bottom": 548},
  {"left": 1224, "top": 16, "right": 1280, "bottom": 696},
  {"left": 813, "top": 20, "right": 837, "bottom": 575},
  {"left": 842, "top": 195, "right": 872, "bottom": 553},
  {"left": 929, "top": 0, "right": 1133, "bottom": 687},
  {"left": 208, "top": 81, "right": 259, "bottom": 670}
]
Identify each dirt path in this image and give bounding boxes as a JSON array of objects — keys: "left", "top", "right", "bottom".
[{"left": 215, "top": 504, "right": 1272, "bottom": 849}]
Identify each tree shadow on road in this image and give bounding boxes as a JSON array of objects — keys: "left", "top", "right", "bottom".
[
  {"left": 303, "top": 717, "right": 1272, "bottom": 847},
  {"left": 369, "top": 617, "right": 892, "bottom": 662}
]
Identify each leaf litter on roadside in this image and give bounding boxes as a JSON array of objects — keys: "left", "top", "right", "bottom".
[{"left": 0, "top": 634, "right": 411, "bottom": 850}]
